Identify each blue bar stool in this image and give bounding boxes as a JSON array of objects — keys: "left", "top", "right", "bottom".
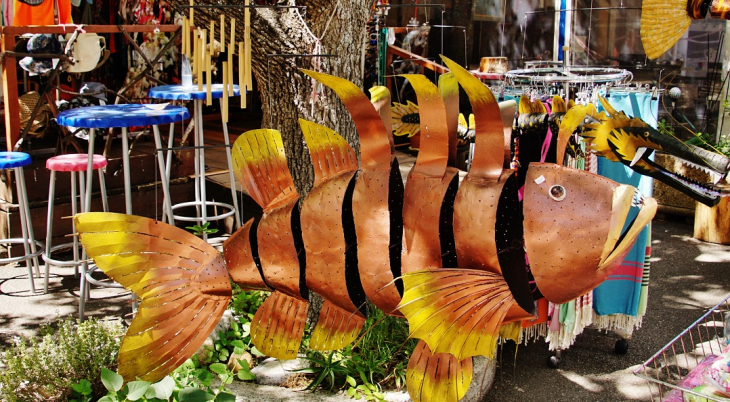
[
  {"left": 148, "top": 84, "right": 241, "bottom": 241},
  {"left": 56, "top": 104, "right": 189, "bottom": 317},
  {"left": 0, "top": 152, "right": 44, "bottom": 293}
]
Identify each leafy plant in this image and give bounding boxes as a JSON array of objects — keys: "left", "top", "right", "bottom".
[
  {"left": 0, "top": 317, "right": 124, "bottom": 402},
  {"left": 185, "top": 222, "right": 218, "bottom": 237},
  {"left": 70, "top": 379, "right": 93, "bottom": 402},
  {"left": 229, "top": 284, "right": 268, "bottom": 321},
  {"left": 296, "top": 351, "right": 352, "bottom": 391}
]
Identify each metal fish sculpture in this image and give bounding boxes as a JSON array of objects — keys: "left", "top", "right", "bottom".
[
  {"left": 75, "top": 56, "right": 656, "bottom": 402},
  {"left": 563, "top": 98, "right": 730, "bottom": 206},
  {"left": 641, "top": 0, "right": 730, "bottom": 59}
]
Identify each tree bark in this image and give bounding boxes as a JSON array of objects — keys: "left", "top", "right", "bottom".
[
  {"left": 251, "top": 1, "right": 371, "bottom": 196},
  {"left": 182, "top": 0, "right": 372, "bottom": 196}
]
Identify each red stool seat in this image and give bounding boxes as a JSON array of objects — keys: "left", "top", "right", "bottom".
[{"left": 46, "top": 154, "right": 107, "bottom": 172}]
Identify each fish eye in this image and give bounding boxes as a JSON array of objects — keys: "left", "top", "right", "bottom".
[
  {"left": 549, "top": 185, "right": 566, "bottom": 201},
  {"left": 643, "top": 131, "right": 650, "bottom": 138}
]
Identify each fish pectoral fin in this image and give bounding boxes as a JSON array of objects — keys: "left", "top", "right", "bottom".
[
  {"left": 74, "top": 212, "right": 232, "bottom": 383},
  {"left": 599, "top": 196, "right": 658, "bottom": 270},
  {"left": 309, "top": 300, "right": 365, "bottom": 351},
  {"left": 406, "top": 340, "right": 473, "bottom": 402},
  {"left": 250, "top": 291, "right": 309, "bottom": 360},
  {"left": 397, "top": 268, "right": 513, "bottom": 360}
]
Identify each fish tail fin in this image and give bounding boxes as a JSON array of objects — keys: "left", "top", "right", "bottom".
[
  {"left": 231, "top": 129, "right": 297, "bottom": 208},
  {"left": 641, "top": 0, "right": 692, "bottom": 59},
  {"left": 406, "top": 340, "right": 473, "bottom": 402},
  {"left": 298, "top": 119, "right": 358, "bottom": 185},
  {"left": 250, "top": 291, "right": 309, "bottom": 360},
  {"left": 309, "top": 300, "right": 365, "bottom": 351},
  {"left": 75, "top": 212, "right": 231, "bottom": 383}
]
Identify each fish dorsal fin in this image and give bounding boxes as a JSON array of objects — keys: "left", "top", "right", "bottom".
[
  {"left": 442, "top": 56, "right": 505, "bottom": 180},
  {"left": 302, "top": 70, "right": 392, "bottom": 170},
  {"left": 439, "top": 72, "right": 460, "bottom": 167},
  {"left": 532, "top": 98, "right": 547, "bottom": 114},
  {"left": 406, "top": 341, "right": 473, "bottom": 402},
  {"left": 518, "top": 95, "right": 532, "bottom": 114},
  {"left": 556, "top": 105, "right": 587, "bottom": 165},
  {"left": 369, "top": 86, "right": 395, "bottom": 154},
  {"left": 75, "top": 212, "right": 231, "bottom": 383},
  {"left": 298, "top": 119, "right": 358, "bottom": 186},
  {"left": 402, "top": 74, "right": 449, "bottom": 177},
  {"left": 231, "top": 129, "right": 297, "bottom": 209},
  {"left": 552, "top": 96, "right": 567, "bottom": 113}
]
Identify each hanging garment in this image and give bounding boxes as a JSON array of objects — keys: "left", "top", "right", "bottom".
[
  {"left": 13, "top": 0, "right": 72, "bottom": 25},
  {"left": 592, "top": 91, "right": 656, "bottom": 332}
]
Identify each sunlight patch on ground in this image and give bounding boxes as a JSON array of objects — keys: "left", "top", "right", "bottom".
[
  {"left": 559, "top": 370, "right": 604, "bottom": 392},
  {"left": 695, "top": 244, "right": 730, "bottom": 263}
]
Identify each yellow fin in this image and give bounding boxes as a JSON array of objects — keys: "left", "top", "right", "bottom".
[
  {"left": 641, "top": 0, "right": 692, "bottom": 59},
  {"left": 556, "top": 105, "right": 587, "bottom": 165},
  {"left": 406, "top": 341, "right": 473, "bottom": 402},
  {"left": 552, "top": 96, "right": 567, "bottom": 113},
  {"left": 309, "top": 300, "right": 365, "bottom": 351},
  {"left": 75, "top": 212, "right": 231, "bottom": 383},
  {"left": 298, "top": 119, "right": 358, "bottom": 186},
  {"left": 398, "top": 269, "right": 513, "bottom": 360},
  {"left": 250, "top": 291, "right": 309, "bottom": 360},
  {"left": 518, "top": 95, "right": 532, "bottom": 115},
  {"left": 302, "top": 70, "right": 391, "bottom": 169},
  {"left": 231, "top": 129, "right": 296, "bottom": 208}
]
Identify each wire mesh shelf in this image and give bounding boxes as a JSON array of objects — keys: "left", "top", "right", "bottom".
[{"left": 634, "top": 294, "right": 730, "bottom": 401}]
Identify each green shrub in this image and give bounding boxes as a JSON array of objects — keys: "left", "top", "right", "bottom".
[{"left": 0, "top": 317, "right": 124, "bottom": 402}]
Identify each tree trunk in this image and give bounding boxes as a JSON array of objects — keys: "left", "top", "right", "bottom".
[
  {"left": 175, "top": 0, "right": 372, "bottom": 196},
  {"left": 251, "top": 0, "right": 371, "bottom": 196}
]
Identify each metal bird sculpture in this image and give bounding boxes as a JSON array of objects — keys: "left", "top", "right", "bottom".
[{"left": 76, "top": 56, "right": 659, "bottom": 402}]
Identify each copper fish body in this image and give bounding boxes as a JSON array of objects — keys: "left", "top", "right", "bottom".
[{"left": 74, "top": 58, "right": 656, "bottom": 402}]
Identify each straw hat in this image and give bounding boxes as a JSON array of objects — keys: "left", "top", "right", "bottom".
[{"left": 19, "top": 91, "right": 51, "bottom": 137}]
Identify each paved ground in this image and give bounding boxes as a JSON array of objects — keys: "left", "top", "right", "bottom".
[{"left": 0, "top": 215, "right": 728, "bottom": 401}]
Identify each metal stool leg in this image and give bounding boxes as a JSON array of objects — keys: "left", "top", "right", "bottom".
[
  {"left": 99, "top": 166, "right": 109, "bottom": 213},
  {"left": 17, "top": 170, "right": 41, "bottom": 279},
  {"left": 14, "top": 167, "right": 35, "bottom": 293},
  {"left": 196, "top": 100, "right": 208, "bottom": 241},
  {"left": 71, "top": 171, "right": 80, "bottom": 279},
  {"left": 153, "top": 125, "right": 175, "bottom": 225},
  {"left": 219, "top": 98, "right": 241, "bottom": 229},
  {"left": 121, "top": 127, "right": 132, "bottom": 215},
  {"left": 43, "top": 170, "right": 56, "bottom": 293}
]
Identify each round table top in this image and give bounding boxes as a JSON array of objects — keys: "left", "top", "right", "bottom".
[
  {"left": 148, "top": 84, "right": 241, "bottom": 100},
  {"left": 56, "top": 104, "right": 190, "bottom": 129},
  {"left": 0, "top": 152, "right": 31, "bottom": 169}
]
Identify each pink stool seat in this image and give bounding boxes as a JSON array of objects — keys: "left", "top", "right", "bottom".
[{"left": 46, "top": 154, "right": 107, "bottom": 172}]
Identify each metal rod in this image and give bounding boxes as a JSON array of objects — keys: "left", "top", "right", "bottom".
[
  {"left": 524, "top": 6, "right": 640, "bottom": 15},
  {"left": 155, "top": 143, "right": 232, "bottom": 152},
  {"left": 375, "top": 4, "right": 445, "bottom": 9},
  {"left": 266, "top": 53, "right": 338, "bottom": 58},
  {"left": 180, "top": 4, "right": 305, "bottom": 9}
]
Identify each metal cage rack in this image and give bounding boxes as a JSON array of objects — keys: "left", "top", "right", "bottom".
[{"left": 635, "top": 294, "right": 730, "bottom": 401}]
